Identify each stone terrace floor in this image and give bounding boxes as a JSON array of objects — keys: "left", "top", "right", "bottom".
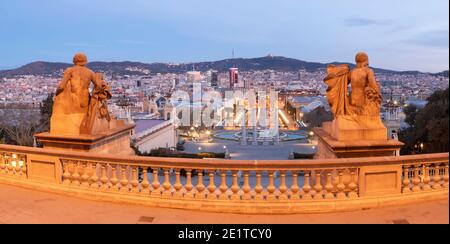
[{"left": 0, "top": 183, "right": 448, "bottom": 224}]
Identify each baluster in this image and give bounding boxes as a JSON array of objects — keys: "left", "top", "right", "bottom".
[
  {"left": 141, "top": 167, "right": 150, "bottom": 194},
  {"left": 302, "top": 171, "right": 312, "bottom": 200},
  {"left": 110, "top": 164, "right": 120, "bottom": 191},
  {"left": 14, "top": 155, "right": 21, "bottom": 176},
  {"left": 71, "top": 161, "right": 81, "bottom": 187},
  {"left": 99, "top": 164, "right": 109, "bottom": 190},
  {"left": 130, "top": 166, "right": 139, "bottom": 193},
  {"left": 219, "top": 170, "right": 229, "bottom": 200},
  {"left": 151, "top": 167, "right": 161, "bottom": 196},
  {"left": 80, "top": 162, "right": 90, "bottom": 188},
  {"left": 7, "top": 154, "right": 14, "bottom": 175},
  {"left": 336, "top": 170, "right": 346, "bottom": 199},
  {"left": 402, "top": 166, "right": 411, "bottom": 193},
  {"left": 119, "top": 165, "right": 129, "bottom": 192},
  {"left": 411, "top": 165, "right": 421, "bottom": 192},
  {"left": 443, "top": 165, "right": 449, "bottom": 188},
  {"left": 173, "top": 169, "right": 183, "bottom": 198},
  {"left": 278, "top": 171, "right": 288, "bottom": 200},
  {"left": 347, "top": 169, "right": 358, "bottom": 198},
  {"left": 89, "top": 162, "right": 100, "bottom": 189},
  {"left": 313, "top": 170, "right": 323, "bottom": 199},
  {"left": 324, "top": 171, "right": 334, "bottom": 199},
  {"left": 0, "top": 154, "right": 7, "bottom": 174},
  {"left": 10, "top": 154, "right": 17, "bottom": 175},
  {"left": 230, "top": 170, "right": 240, "bottom": 200},
  {"left": 422, "top": 165, "right": 431, "bottom": 191},
  {"left": 254, "top": 171, "right": 264, "bottom": 200},
  {"left": 62, "top": 160, "right": 71, "bottom": 185},
  {"left": 266, "top": 171, "right": 276, "bottom": 200},
  {"left": 184, "top": 169, "right": 194, "bottom": 198},
  {"left": 196, "top": 170, "right": 206, "bottom": 199},
  {"left": 207, "top": 170, "right": 217, "bottom": 200},
  {"left": 290, "top": 171, "right": 300, "bottom": 200},
  {"left": 20, "top": 156, "right": 27, "bottom": 178},
  {"left": 432, "top": 164, "right": 442, "bottom": 189},
  {"left": 161, "top": 168, "right": 172, "bottom": 197},
  {"left": 242, "top": 171, "right": 251, "bottom": 200}
]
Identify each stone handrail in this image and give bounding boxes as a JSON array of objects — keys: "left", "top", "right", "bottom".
[{"left": 0, "top": 144, "right": 448, "bottom": 214}]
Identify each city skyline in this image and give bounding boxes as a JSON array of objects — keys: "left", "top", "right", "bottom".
[{"left": 0, "top": 0, "right": 448, "bottom": 72}]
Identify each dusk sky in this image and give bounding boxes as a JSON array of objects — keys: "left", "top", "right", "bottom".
[{"left": 0, "top": 0, "right": 448, "bottom": 72}]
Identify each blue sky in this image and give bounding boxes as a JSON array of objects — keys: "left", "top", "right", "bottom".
[{"left": 0, "top": 0, "right": 448, "bottom": 72}]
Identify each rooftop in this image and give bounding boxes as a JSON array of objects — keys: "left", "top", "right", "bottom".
[{"left": 134, "top": 119, "right": 167, "bottom": 134}]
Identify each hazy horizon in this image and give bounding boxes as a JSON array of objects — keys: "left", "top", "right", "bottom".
[
  {"left": 0, "top": 54, "right": 448, "bottom": 74},
  {"left": 0, "top": 0, "right": 448, "bottom": 72}
]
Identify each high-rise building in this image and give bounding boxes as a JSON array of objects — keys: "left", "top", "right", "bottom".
[
  {"left": 211, "top": 70, "right": 219, "bottom": 88},
  {"left": 229, "top": 68, "right": 238, "bottom": 88},
  {"left": 187, "top": 71, "right": 202, "bottom": 83}
]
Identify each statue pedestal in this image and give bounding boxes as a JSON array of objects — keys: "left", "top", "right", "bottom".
[
  {"left": 313, "top": 117, "right": 403, "bottom": 159},
  {"left": 35, "top": 123, "right": 135, "bottom": 155},
  {"left": 323, "top": 115, "right": 387, "bottom": 141}
]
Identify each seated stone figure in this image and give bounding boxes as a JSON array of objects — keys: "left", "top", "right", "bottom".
[
  {"left": 323, "top": 52, "right": 386, "bottom": 140},
  {"left": 51, "top": 53, "right": 111, "bottom": 135}
]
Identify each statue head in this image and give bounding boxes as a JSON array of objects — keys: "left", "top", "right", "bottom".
[
  {"left": 355, "top": 52, "right": 369, "bottom": 67},
  {"left": 73, "top": 53, "right": 88, "bottom": 66}
]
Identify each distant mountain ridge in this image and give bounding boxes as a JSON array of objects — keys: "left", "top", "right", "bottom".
[{"left": 0, "top": 56, "right": 447, "bottom": 77}]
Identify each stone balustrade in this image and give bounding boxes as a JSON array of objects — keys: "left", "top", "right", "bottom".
[{"left": 0, "top": 144, "right": 448, "bottom": 214}]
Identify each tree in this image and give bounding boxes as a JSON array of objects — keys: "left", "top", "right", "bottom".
[
  {"left": 39, "top": 93, "right": 54, "bottom": 132},
  {"left": 0, "top": 93, "right": 54, "bottom": 147},
  {"left": 0, "top": 124, "right": 38, "bottom": 146},
  {"left": 399, "top": 88, "right": 449, "bottom": 154}
]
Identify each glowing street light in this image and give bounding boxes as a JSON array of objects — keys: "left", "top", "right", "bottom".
[{"left": 309, "top": 131, "right": 314, "bottom": 137}]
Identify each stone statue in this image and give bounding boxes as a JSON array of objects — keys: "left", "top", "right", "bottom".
[
  {"left": 324, "top": 52, "right": 382, "bottom": 117},
  {"left": 323, "top": 52, "right": 386, "bottom": 140},
  {"left": 50, "top": 53, "right": 112, "bottom": 135}
]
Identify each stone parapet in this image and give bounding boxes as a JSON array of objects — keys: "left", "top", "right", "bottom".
[{"left": 0, "top": 144, "right": 448, "bottom": 214}]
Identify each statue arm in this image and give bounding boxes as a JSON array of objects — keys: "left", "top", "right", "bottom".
[
  {"left": 56, "top": 69, "right": 71, "bottom": 95},
  {"left": 91, "top": 72, "right": 101, "bottom": 87},
  {"left": 367, "top": 69, "right": 381, "bottom": 94}
]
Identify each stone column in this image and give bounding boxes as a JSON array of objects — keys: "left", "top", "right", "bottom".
[
  {"left": 274, "top": 108, "right": 280, "bottom": 145},
  {"left": 240, "top": 109, "right": 247, "bottom": 146},
  {"left": 252, "top": 107, "right": 258, "bottom": 146}
]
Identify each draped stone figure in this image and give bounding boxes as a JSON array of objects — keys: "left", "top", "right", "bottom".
[
  {"left": 323, "top": 52, "right": 386, "bottom": 140},
  {"left": 324, "top": 52, "right": 382, "bottom": 117}
]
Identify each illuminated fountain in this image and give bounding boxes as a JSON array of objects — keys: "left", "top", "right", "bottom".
[{"left": 215, "top": 97, "right": 306, "bottom": 144}]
